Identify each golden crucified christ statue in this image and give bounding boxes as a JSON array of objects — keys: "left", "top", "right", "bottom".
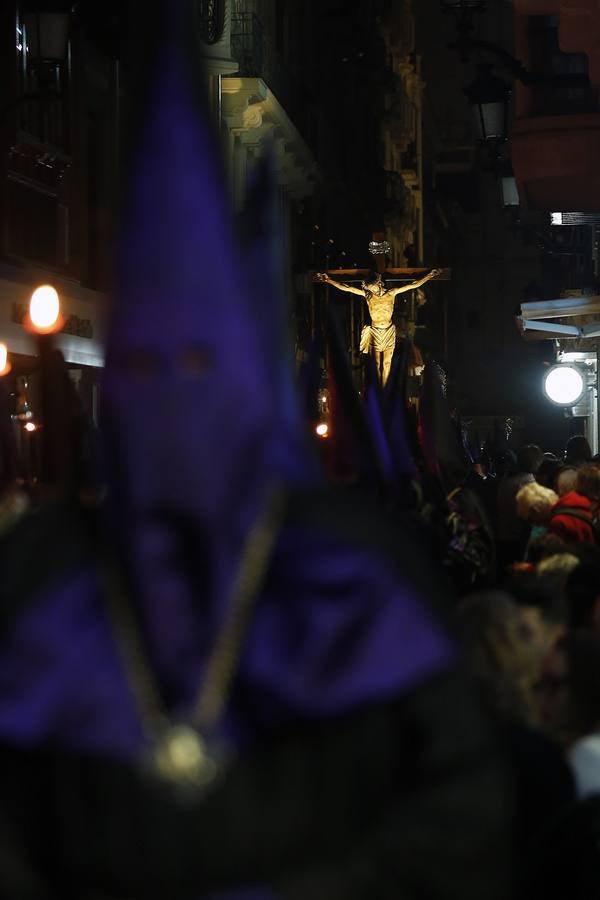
[{"left": 316, "top": 268, "right": 442, "bottom": 386}]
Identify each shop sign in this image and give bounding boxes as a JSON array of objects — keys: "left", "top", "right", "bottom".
[{"left": 11, "top": 301, "right": 93, "bottom": 339}]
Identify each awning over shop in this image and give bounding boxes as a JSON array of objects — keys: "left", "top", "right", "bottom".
[{"left": 517, "top": 295, "right": 600, "bottom": 342}]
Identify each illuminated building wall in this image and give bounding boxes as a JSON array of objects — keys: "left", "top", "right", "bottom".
[{"left": 380, "top": 0, "right": 424, "bottom": 267}]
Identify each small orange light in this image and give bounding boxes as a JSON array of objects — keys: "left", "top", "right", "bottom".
[
  {"left": 0, "top": 342, "right": 11, "bottom": 376},
  {"left": 24, "top": 422, "right": 37, "bottom": 432},
  {"left": 26, "top": 284, "right": 63, "bottom": 334},
  {"left": 315, "top": 422, "right": 329, "bottom": 438}
]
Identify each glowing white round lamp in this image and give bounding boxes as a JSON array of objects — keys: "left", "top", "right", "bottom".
[
  {"left": 315, "top": 422, "right": 329, "bottom": 438},
  {"left": 543, "top": 364, "right": 585, "bottom": 406},
  {"left": 28, "top": 284, "right": 62, "bottom": 333}
]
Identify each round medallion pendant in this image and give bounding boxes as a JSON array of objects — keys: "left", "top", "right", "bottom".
[{"left": 153, "top": 725, "right": 219, "bottom": 789}]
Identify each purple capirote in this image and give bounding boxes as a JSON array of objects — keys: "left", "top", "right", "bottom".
[
  {"left": 384, "top": 341, "right": 419, "bottom": 480},
  {"left": 363, "top": 360, "right": 395, "bottom": 484},
  {"left": 100, "top": 14, "right": 315, "bottom": 679}
]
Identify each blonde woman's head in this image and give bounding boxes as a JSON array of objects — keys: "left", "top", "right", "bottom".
[{"left": 516, "top": 481, "right": 558, "bottom": 524}]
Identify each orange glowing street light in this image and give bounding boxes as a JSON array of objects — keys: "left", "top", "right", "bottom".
[
  {"left": 0, "top": 342, "right": 11, "bottom": 376},
  {"left": 25, "top": 284, "right": 64, "bottom": 334}
]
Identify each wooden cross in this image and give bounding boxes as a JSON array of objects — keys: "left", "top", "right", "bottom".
[{"left": 312, "top": 267, "right": 451, "bottom": 284}]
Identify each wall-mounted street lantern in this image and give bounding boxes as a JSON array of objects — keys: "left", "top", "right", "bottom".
[
  {"left": 441, "top": 0, "right": 590, "bottom": 203},
  {"left": 464, "top": 64, "right": 511, "bottom": 143}
]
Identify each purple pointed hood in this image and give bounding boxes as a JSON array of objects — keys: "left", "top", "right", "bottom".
[
  {"left": 363, "top": 356, "right": 395, "bottom": 485},
  {"left": 236, "top": 152, "right": 318, "bottom": 485},
  {"left": 325, "top": 309, "right": 384, "bottom": 487},
  {"left": 419, "top": 362, "right": 469, "bottom": 491},
  {"left": 382, "top": 341, "right": 418, "bottom": 480},
  {"left": 101, "top": 4, "right": 306, "bottom": 676}
]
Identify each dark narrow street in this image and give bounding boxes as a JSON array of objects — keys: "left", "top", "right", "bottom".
[{"left": 0, "top": 2, "right": 600, "bottom": 898}]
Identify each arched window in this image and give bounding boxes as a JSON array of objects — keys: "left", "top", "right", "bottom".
[{"left": 196, "top": 0, "right": 225, "bottom": 45}]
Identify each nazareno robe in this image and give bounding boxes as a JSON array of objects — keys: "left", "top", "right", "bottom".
[{"left": 0, "top": 487, "right": 516, "bottom": 900}]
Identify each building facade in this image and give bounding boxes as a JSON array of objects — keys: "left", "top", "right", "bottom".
[
  {"left": 512, "top": 0, "right": 600, "bottom": 212},
  {"left": 414, "top": 0, "right": 573, "bottom": 447},
  {"left": 0, "top": 3, "right": 121, "bottom": 430},
  {"left": 381, "top": 0, "right": 424, "bottom": 268}
]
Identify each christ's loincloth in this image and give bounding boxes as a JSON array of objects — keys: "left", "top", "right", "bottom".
[{"left": 359, "top": 323, "right": 396, "bottom": 355}]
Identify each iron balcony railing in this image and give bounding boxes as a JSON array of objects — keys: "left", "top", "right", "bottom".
[
  {"left": 231, "top": 12, "right": 264, "bottom": 78},
  {"left": 196, "top": 0, "right": 225, "bottom": 45}
]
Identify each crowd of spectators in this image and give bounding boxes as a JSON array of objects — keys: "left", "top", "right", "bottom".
[{"left": 453, "top": 432, "right": 600, "bottom": 895}]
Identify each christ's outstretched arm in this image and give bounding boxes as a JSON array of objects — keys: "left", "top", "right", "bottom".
[
  {"left": 390, "top": 268, "right": 442, "bottom": 297},
  {"left": 316, "top": 273, "right": 365, "bottom": 297}
]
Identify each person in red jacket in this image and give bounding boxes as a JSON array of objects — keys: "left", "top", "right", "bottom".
[{"left": 549, "top": 463, "right": 600, "bottom": 545}]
